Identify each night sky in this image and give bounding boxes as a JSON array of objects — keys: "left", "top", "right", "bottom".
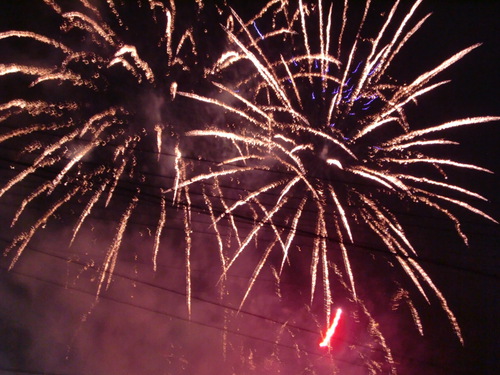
[{"left": 0, "top": 1, "right": 498, "bottom": 374}]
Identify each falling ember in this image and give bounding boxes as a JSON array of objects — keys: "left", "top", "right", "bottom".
[{"left": 319, "top": 308, "right": 343, "bottom": 348}]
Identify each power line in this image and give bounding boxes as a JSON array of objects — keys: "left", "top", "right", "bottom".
[
  {"left": 1, "top": 130, "right": 497, "bottom": 247},
  {"left": 1, "top": 139, "right": 497, "bottom": 237},
  {"left": 0, "top": 368, "right": 71, "bottom": 375},
  {"left": 2, "top": 135, "right": 498, "bottom": 209},
  {"left": 2, "top": 266, "right": 372, "bottom": 371},
  {"left": 1, "top": 183, "right": 498, "bottom": 280},
  {"left": 0, "top": 244, "right": 470, "bottom": 374}
]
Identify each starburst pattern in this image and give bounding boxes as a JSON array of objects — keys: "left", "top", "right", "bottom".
[
  {"left": 0, "top": 1, "right": 497, "bottom": 373},
  {"left": 0, "top": 0, "right": 199, "bottom": 286},
  {"left": 176, "top": 0, "right": 498, "bottom": 344}
]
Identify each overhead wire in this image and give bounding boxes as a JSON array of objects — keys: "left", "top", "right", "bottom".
[
  {"left": 0, "top": 266, "right": 372, "bottom": 371},
  {"left": 0, "top": 164, "right": 498, "bottom": 280},
  {"left": 0, "top": 237, "right": 472, "bottom": 374}
]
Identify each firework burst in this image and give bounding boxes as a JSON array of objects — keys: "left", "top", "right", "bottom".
[
  {"left": 176, "top": 0, "right": 498, "bottom": 349},
  {"left": 0, "top": 1, "right": 498, "bottom": 374},
  {"left": 0, "top": 0, "right": 202, "bottom": 288}
]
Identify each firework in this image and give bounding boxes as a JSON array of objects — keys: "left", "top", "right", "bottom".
[
  {"left": 176, "top": 0, "right": 498, "bottom": 353},
  {"left": 0, "top": 0, "right": 202, "bottom": 292},
  {"left": 0, "top": 1, "right": 497, "bottom": 374}
]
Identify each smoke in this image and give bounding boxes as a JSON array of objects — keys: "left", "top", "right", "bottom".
[
  {"left": 0, "top": 207, "right": 455, "bottom": 374},
  {"left": 0, "top": 213, "right": 329, "bottom": 374}
]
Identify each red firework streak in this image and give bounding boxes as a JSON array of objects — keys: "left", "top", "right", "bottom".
[{"left": 319, "top": 308, "right": 343, "bottom": 347}]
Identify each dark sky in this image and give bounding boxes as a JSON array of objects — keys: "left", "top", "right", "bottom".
[{"left": 0, "top": 1, "right": 498, "bottom": 374}]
